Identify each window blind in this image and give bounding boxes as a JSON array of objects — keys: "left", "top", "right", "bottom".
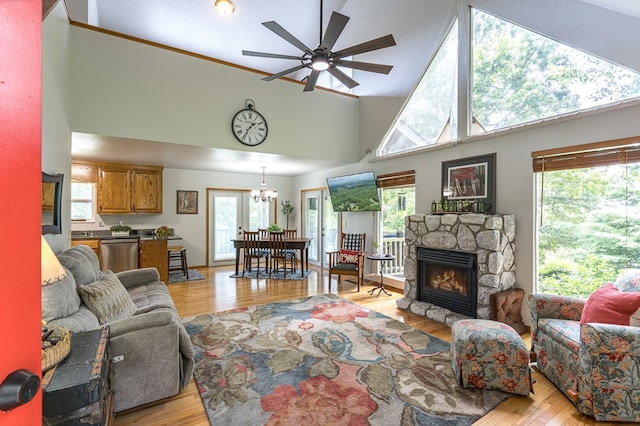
[
  {"left": 532, "top": 136, "right": 640, "bottom": 172},
  {"left": 376, "top": 170, "right": 415, "bottom": 188}
]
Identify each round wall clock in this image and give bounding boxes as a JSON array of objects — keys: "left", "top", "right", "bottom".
[{"left": 232, "top": 99, "right": 268, "bottom": 146}]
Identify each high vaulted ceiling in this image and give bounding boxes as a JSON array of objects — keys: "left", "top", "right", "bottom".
[
  {"left": 63, "top": 0, "right": 640, "bottom": 175},
  {"left": 64, "top": 0, "right": 640, "bottom": 97}
]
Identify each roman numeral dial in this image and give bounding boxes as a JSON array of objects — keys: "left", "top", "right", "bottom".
[{"left": 231, "top": 106, "right": 268, "bottom": 146}]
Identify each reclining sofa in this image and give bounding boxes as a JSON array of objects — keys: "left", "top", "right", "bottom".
[{"left": 42, "top": 244, "right": 194, "bottom": 412}]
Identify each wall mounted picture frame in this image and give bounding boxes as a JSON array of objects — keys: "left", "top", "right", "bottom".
[
  {"left": 177, "top": 190, "right": 198, "bottom": 214},
  {"left": 441, "top": 153, "right": 496, "bottom": 213}
]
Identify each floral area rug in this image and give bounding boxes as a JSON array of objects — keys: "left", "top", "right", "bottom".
[{"left": 183, "top": 294, "right": 511, "bottom": 425}]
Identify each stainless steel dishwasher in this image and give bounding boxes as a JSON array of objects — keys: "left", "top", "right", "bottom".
[{"left": 100, "top": 238, "right": 139, "bottom": 273}]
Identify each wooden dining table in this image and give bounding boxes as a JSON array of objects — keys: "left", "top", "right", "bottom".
[{"left": 231, "top": 237, "right": 313, "bottom": 276}]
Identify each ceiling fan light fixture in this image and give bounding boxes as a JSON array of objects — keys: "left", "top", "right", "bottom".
[
  {"left": 215, "top": 0, "right": 234, "bottom": 16},
  {"left": 311, "top": 56, "right": 330, "bottom": 71},
  {"left": 242, "top": 2, "right": 396, "bottom": 92}
]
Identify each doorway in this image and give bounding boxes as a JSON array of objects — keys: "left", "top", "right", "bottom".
[
  {"left": 209, "top": 190, "right": 243, "bottom": 264},
  {"left": 302, "top": 189, "right": 338, "bottom": 268},
  {"left": 207, "top": 190, "right": 274, "bottom": 265}
]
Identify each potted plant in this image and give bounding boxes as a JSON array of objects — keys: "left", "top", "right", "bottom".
[
  {"left": 155, "top": 225, "right": 171, "bottom": 238},
  {"left": 110, "top": 224, "right": 131, "bottom": 237},
  {"left": 267, "top": 223, "right": 281, "bottom": 232},
  {"left": 372, "top": 241, "right": 381, "bottom": 255},
  {"left": 281, "top": 200, "right": 295, "bottom": 229}
]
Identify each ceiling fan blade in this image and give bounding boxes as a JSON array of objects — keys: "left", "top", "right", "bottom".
[
  {"left": 242, "top": 50, "right": 305, "bottom": 61},
  {"left": 262, "top": 21, "right": 313, "bottom": 55},
  {"left": 333, "top": 60, "right": 393, "bottom": 74},
  {"left": 303, "top": 70, "right": 321, "bottom": 92},
  {"left": 320, "top": 12, "right": 350, "bottom": 51},
  {"left": 333, "top": 34, "right": 396, "bottom": 58},
  {"left": 327, "top": 67, "right": 359, "bottom": 89},
  {"left": 262, "top": 64, "right": 309, "bottom": 81}
]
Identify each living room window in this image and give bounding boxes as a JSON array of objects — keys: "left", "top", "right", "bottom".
[
  {"left": 378, "top": 19, "right": 458, "bottom": 156},
  {"left": 378, "top": 8, "right": 640, "bottom": 157},
  {"left": 534, "top": 139, "right": 640, "bottom": 297},
  {"left": 71, "top": 182, "right": 95, "bottom": 222},
  {"left": 376, "top": 171, "right": 416, "bottom": 280}
]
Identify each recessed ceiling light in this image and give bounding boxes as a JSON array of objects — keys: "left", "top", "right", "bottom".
[{"left": 215, "top": 0, "right": 234, "bottom": 16}]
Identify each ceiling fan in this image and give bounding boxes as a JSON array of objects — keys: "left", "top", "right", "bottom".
[{"left": 242, "top": 1, "right": 396, "bottom": 92}]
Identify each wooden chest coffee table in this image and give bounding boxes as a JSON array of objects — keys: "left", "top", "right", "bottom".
[{"left": 42, "top": 327, "right": 113, "bottom": 425}]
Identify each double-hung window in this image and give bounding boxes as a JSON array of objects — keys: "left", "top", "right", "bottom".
[{"left": 71, "top": 182, "right": 96, "bottom": 222}]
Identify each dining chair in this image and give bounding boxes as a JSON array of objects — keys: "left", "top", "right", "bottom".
[
  {"left": 257, "top": 228, "right": 270, "bottom": 257},
  {"left": 242, "top": 230, "right": 268, "bottom": 277},
  {"left": 283, "top": 229, "right": 298, "bottom": 269},
  {"left": 269, "top": 231, "right": 296, "bottom": 278},
  {"left": 327, "top": 233, "right": 366, "bottom": 291}
]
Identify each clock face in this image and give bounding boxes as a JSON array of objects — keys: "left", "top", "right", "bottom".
[{"left": 232, "top": 108, "right": 268, "bottom": 146}]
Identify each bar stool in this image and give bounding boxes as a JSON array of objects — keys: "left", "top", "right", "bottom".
[{"left": 168, "top": 245, "right": 189, "bottom": 279}]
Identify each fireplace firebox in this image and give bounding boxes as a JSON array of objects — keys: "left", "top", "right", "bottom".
[{"left": 417, "top": 247, "right": 477, "bottom": 318}]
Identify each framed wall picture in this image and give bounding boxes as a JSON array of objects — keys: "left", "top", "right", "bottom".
[
  {"left": 177, "top": 190, "right": 198, "bottom": 214},
  {"left": 441, "top": 153, "right": 496, "bottom": 213}
]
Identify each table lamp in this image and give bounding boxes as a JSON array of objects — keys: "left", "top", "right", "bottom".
[
  {"left": 41, "top": 236, "right": 71, "bottom": 371},
  {"left": 41, "top": 235, "right": 66, "bottom": 286}
]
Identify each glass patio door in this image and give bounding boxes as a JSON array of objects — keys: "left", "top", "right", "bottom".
[
  {"left": 210, "top": 191, "right": 243, "bottom": 263},
  {"left": 303, "top": 189, "right": 338, "bottom": 268}
]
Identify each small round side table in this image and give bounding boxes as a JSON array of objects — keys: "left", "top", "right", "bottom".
[{"left": 366, "top": 254, "right": 396, "bottom": 297}]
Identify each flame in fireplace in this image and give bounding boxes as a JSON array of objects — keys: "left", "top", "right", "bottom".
[{"left": 428, "top": 267, "right": 468, "bottom": 296}]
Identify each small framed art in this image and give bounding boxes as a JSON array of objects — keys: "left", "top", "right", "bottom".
[
  {"left": 441, "top": 153, "right": 496, "bottom": 213},
  {"left": 177, "top": 190, "right": 198, "bottom": 214}
]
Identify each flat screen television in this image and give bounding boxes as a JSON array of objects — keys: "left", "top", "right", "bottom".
[{"left": 326, "top": 171, "right": 381, "bottom": 212}]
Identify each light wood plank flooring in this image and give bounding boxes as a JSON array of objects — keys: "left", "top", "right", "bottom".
[{"left": 114, "top": 265, "right": 632, "bottom": 426}]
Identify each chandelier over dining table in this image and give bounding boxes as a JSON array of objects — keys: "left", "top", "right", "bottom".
[{"left": 251, "top": 166, "right": 278, "bottom": 203}]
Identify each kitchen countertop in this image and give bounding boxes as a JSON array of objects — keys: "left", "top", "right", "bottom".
[{"left": 71, "top": 230, "right": 181, "bottom": 241}]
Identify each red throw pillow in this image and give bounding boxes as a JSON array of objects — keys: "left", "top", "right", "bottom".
[
  {"left": 338, "top": 249, "right": 360, "bottom": 264},
  {"left": 580, "top": 283, "right": 640, "bottom": 326}
]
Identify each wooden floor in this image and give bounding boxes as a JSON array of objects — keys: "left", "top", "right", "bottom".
[{"left": 114, "top": 265, "right": 631, "bottom": 426}]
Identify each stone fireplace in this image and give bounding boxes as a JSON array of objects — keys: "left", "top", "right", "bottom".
[
  {"left": 417, "top": 247, "right": 478, "bottom": 317},
  {"left": 397, "top": 213, "right": 515, "bottom": 326}
]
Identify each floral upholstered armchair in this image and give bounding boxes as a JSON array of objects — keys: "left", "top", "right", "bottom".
[{"left": 528, "top": 269, "right": 640, "bottom": 422}]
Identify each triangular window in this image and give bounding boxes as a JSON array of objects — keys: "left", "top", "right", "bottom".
[
  {"left": 472, "top": 9, "right": 640, "bottom": 132},
  {"left": 378, "top": 8, "right": 640, "bottom": 157},
  {"left": 378, "top": 20, "right": 458, "bottom": 156}
]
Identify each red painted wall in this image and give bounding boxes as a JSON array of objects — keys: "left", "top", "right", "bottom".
[{"left": 0, "top": 0, "right": 42, "bottom": 423}]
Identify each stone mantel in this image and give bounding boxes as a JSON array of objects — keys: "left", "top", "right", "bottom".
[{"left": 397, "top": 213, "right": 516, "bottom": 325}]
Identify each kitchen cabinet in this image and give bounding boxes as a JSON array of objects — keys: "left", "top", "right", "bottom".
[
  {"left": 139, "top": 239, "right": 169, "bottom": 284},
  {"left": 98, "top": 166, "right": 131, "bottom": 214},
  {"left": 131, "top": 168, "right": 162, "bottom": 213},
  {"left": 96, "top": 163, "right": 163, "bottom": 214},
  {"left": 72, "top": 238, "right": 100, "bottom": 264}
]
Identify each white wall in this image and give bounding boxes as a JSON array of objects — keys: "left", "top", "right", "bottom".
[
  {"left": 42, "top": 3, "right": 72, "bottom": 253},
  {"left": 69, "top": 26, "right": 361, "bottom": 163}
]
